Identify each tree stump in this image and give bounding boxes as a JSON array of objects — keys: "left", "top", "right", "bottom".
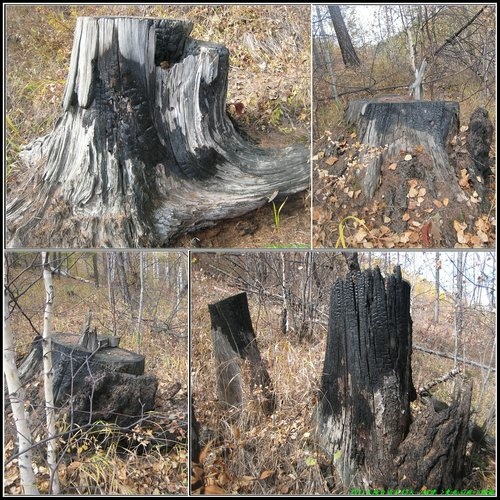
[
  {"left": 208, "top": 292, "right": 275, "bottom": 416},
  {"left": 7, "top": 16, "right": 309, "bottom": 248},
  {"left": 396, "top": 380, "right": 472, "bottom": 492},
  {"left": 315, "top": 266, "right": 415, "bottom": 489},
  {"left": 315, "top": 266, "right": 473, "bottom": 491},
  {"left": 51, "top": 332, "right": 157, "bottom": 427},
  {"left": 345, "top": 98, "right": 460, "bottom": 200}
]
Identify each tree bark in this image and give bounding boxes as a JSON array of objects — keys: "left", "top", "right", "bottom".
[
  {"left": 396, "top": 380, "right": 472, "bottom": 491},
  {"left": 208, "top": 292, "right": 275, "bottom": 416},
  {"left": 434, "top": 252, "right": 440, "bottom": 323},
  {"left": 328, "top": 6, "right": 361, "bottom": 67},
  {"left": 41, "top": 253, "right": 60, "bottom": 494},
  {"left": 3, "top": 266, "right": 39, "bottom": 495},
  {"left": 345, "top": 99, "right": 460, "bottom": 200},
  {"left": 7, "top": 16, "right": 309, "bottom": 248},
  {"left": 136, "top": 252, "right": 145, "bottom": 353},
  {"left": 315, "top": 266, "right": 415, "bottom": 489},
  {"left": 315, "top": 265, "right": 474, "bottom": 491}
]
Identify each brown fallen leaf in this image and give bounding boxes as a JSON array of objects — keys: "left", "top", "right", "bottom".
[
  {"left": 402, "top": 213, "right": 410, "bottom": 221},
  {"left": 453, "top": 220, "right": 467, "bottom": 232},
  {"left": 388, "top": 162, "right": 397, "bottom": 170},
  {"left": 204, "top": 485, "right": 228, "bottom": 495},
  {"left": 325, "top": 156, "right": 338, "bottom": 166},
  {"left": 408, "top": 186, "right": 419, "bottom": 198},
  {"left": 433, "top": 199, "right": 443, "bottom": 208},
  {"left": 442, "top": 198, "right": 449, "bottom": 206},
  {"left": 260, "top": 470, "right": 274, "bottom": 480}
]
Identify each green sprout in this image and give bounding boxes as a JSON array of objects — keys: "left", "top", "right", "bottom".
[{"left": 267, "top": 190, "right": 289, "bottom": 230}]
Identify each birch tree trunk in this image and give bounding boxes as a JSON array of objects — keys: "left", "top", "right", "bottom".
[
  {"left": 315, "top": 6, "right": 338, "bottom": 99},
  {"left": 3, "top": 262, "right": 39, "bottom": 495},
  {"left": 434, "top": 252, "right": 441, "bottom": 323},
  {"left": 106, "top": 253, "right": 117, "bottom": 335},
  {"left": 454, "top": 252, "right": 464, "bottom": 370},
  {"left": 41, "top": 252, "right": 60, "bottom": 494},
  {"left": 136, "top": 252, "right": 145, "bottom": 353},
  {"left": 7, "top": 16, "right": 309, "bottom": 248}
]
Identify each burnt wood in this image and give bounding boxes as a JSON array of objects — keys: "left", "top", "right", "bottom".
[
  {"left": 209, "top": 292, "right": 275, "bottom": 416},
  {"left": 7, "top": 16, "right": 309, "bottom": 248}
]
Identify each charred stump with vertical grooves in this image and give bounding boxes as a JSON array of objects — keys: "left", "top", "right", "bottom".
[
  {"left": 7, "top": 16, "right": 309, "bottom": 248},
  {"left": 315, "top": 266, "right": 415, "bottom": 489},
  {"left": 209, "top": 292, "right": 275, "bottom": 416},
  {"left": 315, "top": 266, "right": 473, "bottom": 491}
]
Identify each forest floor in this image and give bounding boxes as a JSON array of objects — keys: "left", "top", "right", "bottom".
[
  {"left": 6, "top": 5, "right": 311, "bottom": 249},
  {"left": 312, "top": 109, "right": 496, "bottom": 249},
  {"left": 4, "top": 259, "right": 188, "bottom": 494},
  {"left": 190, "top": 263, "right": 496, "bottom": 494}
]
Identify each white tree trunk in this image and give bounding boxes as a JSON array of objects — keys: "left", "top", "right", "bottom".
[
  {"left": 3, "top": 260, "right": 39, "bottom": 495},
  {"left": 315, "top": 6, "right": 338, "bottom": 99},
  {"left": 454, "top": 252, "right": 464, "bottom": 370},
  {"left": 136, "top": 252, "right": 145, "bottom": 353},
  {"left": 41, "top": 252, "right": 60, "bottom": 494},
  {"left": 434, "top": 251, "right": 440, "bottom": 323}
]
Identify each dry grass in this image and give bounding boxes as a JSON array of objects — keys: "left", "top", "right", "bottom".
[
  {"left": 191, "top": 255, "right": 496, "bottom": 494},
  {"left": 4, "top": 252, "right": 188, "bottom": 495}
]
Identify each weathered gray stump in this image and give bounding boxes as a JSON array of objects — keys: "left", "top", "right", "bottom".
[
  {"left": 315, "top": 266, "right": 472, "bottom": 491},
  {"left": 208, "top": 292, "right": 275, "bottom": 416},
  {"left": 52, "top": 332, "right": 157, "bottom": 427},
  {"left": 7, "top": 16, "right": 309, "bottom": 248},
  {"left": 346, "top": 98, "right": 460, "bottom": 199}
]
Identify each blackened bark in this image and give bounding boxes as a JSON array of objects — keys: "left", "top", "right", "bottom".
[
  {"left": 328, "top": 6, "right": 361, "bottom": 67},
  {"left": 315, "top": 266, "right": 415, "bottom": 489},
  {"left": 50, "top": 332, "right": 155, "bottom": 427},
  {"left": 209, "top": 292, "right": 275, "bottom": 416},
  {"left": 6, "top": 16, "right": 309, "bottom": 248},
  {"left": 346, "top": 98, "right": 460, "bottom": 200},
  {"left": 396, "top": 380, "right": 472, "bottom": 491},
  {"left": 316, "top": 265, "right": 474, "bottom": 491}
]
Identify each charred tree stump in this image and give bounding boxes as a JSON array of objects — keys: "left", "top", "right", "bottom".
[
  {"left": 345, "top": 98, "right": 460, "bottom": 200},
  {"left": 315, "top": 266, "right": 415, "bottom": 489},
  {"left": 51, "top": 332, "right": 157, "bottom": 427},
  {"left": 315, "top": 266, "right": 473, "bottom": 491},
  {"left": 208, "top": 292, "right": 275, "bottom": 416},
  {"left": 396, "top": 380, "right": 472, "bottom": 491},
  {"left": 466, "top": 107, "right": 493, "bottom": 209},
  {"left": 7, "top": 16, "right": 309, "bottom": 248}
]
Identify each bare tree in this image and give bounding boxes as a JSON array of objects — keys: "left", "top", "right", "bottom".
[
  {"left": 454, "top": 252, "right": 464, "bottom": 370},
  {"left": 136, "top": 252, "right": 145, "bottom": 353},
  {"left": 41, "top": 252, "right": 60, "bottom": 493},
  {"left": 314, "top": 6, "right": 338, "bottom": 99},
  {"left": 3, "top": 259, "right": 39, "bottom": 495},
  {"left": 328, "top": 6, "right": 361, "bottom": 67},
  {"left": 434, "top": 251, "right": 441, "bottom": 323}
]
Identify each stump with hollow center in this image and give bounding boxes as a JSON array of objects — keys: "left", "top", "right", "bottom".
[{"left": 7, "top": 16, "right": 309, "bottom": 248}]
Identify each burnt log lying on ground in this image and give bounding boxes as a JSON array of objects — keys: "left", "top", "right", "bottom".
[
  {"left": 209, "top": 292, "right": 275, "bottom": 416},
  {"left": 345, "top": 98, "right": 460, "bottom": 200},
  {"left": 315, "top": 266, "right": 473, "bottom": 492},
  {"left": 52, "top": 332, "right": 157, "bottom": 427},
  {"left": 6, "top": 16, "right": 309, "bottom": 248}
]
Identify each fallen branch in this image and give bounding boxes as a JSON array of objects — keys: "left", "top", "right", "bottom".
[{"left": 414, "top": 344, "right": 496, "bottom": 372}]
